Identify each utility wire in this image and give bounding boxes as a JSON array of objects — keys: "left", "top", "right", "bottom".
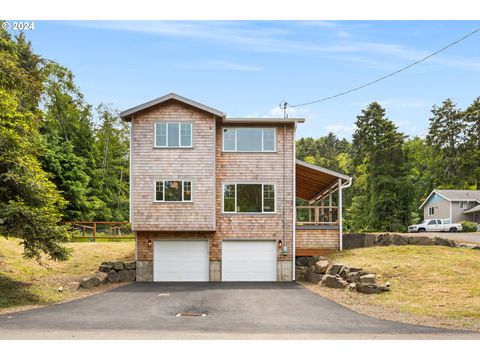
[{"left": 287, "top": 27, "right": 480, "bottom": 108}]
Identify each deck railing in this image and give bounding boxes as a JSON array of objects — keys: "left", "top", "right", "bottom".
[{"left": 296, "top": 206, "right": 339, "bottom": 226}]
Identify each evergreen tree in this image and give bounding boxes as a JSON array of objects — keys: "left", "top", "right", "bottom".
[
  {"left": 426, "top": 99, "right": 467, "bottom": 189},
  {"left": 40, "top": 62, "right": 101, "bottom": 220},
  {"left": 463, "top": 97, "right": 480, "bottom": 189},
  {"left": 93, "top": 104, "right": 130, "bottom": 221},
  {"left": 350, "top": 102, "right": 413, "bottom": 232}
]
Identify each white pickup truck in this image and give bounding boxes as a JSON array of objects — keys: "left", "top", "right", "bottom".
[{"left": 408, "top": 219, "right": 463, "bottom": 233}]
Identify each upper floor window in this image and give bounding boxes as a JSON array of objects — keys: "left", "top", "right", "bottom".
[
  {"left": 459, "top": 201, "right": 466, "bottom": 209},
  {"left": 428, "top": 206, "right": 435, "bottom": 215},
  {"left": 223, "top": 127, "right": 276, "bottom": 152},
  {"left": 155, "top": 180, "right": 192, "bottom": 202},
  {"left": 155, "top": 122, "right": 192, "bottom": 148},
  {"left": 223, "top": 183, "right": 275, "bottom": 213}
]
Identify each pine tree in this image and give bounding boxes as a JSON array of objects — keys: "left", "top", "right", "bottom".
[
  {"left": 426, "top": 99, "right": 467, "bottom": 188},
  {"left": 463, "top": 97, "right": 480, "bottom": 189},
  {"left": 350, "top": 102, "right": 413, "bottom": 232}
]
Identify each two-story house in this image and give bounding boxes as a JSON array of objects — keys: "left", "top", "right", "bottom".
[{"left": 121, "top": 93, "right": 351, "bottom": 282}]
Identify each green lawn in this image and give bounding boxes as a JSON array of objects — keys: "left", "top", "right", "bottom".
[
  {"left": 0, "top": 236, "right": 134, "bottom": 312},
  {"left": 326, "top": 246, "right": 480, "bottom": 320}
]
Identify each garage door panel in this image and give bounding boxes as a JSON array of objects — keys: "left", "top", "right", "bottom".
[
  {"left": 222, "top": 241, "right": 277, "bottom": 281},
  {"left": 154, "top": 240, "right": 209, "bottom": 282}
]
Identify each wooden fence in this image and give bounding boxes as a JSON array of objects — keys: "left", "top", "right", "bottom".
[{"left": 64, "top": 221, "right": 133, "bottom": 241}]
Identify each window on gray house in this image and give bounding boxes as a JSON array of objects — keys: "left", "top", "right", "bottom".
[
  {"left": 155, "top": 122, "right": 192, "bottom": 147},
  {"left": 155, "top": 180, "right": 192, "bottom": 202},
  {"left": 223, "top": 183, "right": 275, "bottom": 213},
  {"left": 222, "top": 127, "right": 276, "bottom": 152}
]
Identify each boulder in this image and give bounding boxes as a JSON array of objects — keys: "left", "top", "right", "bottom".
[
  {"left": 434, "top": 237, "right": 456, "bottom": 247},
  {"left": 348, "top": 283, "right": 357, "bottom": 291},
  {"left": 346, "top": 271, "right": 365, "bottom": 283},
  {"left": 407, "top": 236, "right": 435, "bottom": 246},
  {"left": 80, "top": 276, "right": 100, "bottom": 289},
  {"left": 99, "top": 262, "right": 112, "bottom": 272},
  {"left": 307, "top": 256, "right": 321, "bottom": 267},
  {"left": 95, "top": 271, "right": 108, "bottom": 284},
  {"left": 375, "top": 233, "right": 393, "bottom": 246},
  {"left": 314, "top": 260, "right": 329, "bottom": 274},
  {"left": 359, "top": 274, "right": 376, "bottom": 284},
  {"left": 326, "top": 263, "right": 344, "bottom": 275},
  {"left": 118, "top": 270, "right": 131, "bottom": 282},
  {"left": 324, "top": 274, "right": 348, "bottom": 289},
  {"left": 338, "top": 266, "right": 351, "bottom": 279},
  {"left": 391, "top": 234, "right": 408, "bottom": 246},
  {"left": 295, "top": 266, "right": 307, "bottom": 281},
  {"left": 107, "top": 270, "right": 121, "bottom": 282},
  {"left": 113, "top": 261, "right": 125, "bottom": 271},
  {"left": 305, "top": 267, "right": 322, "bottom": 284},
  {"left": 124, "top": 261, "right": 136, "bottom": 270},
  {"left": 295, "top": 257, "right": 309, "bottom": 266},
  {"left": 356, "top": 283, "right": 390, "bottom": 294}
]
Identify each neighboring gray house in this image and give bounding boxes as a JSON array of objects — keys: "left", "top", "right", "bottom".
[{"left": 419, "top": 189, "right": 480, "bottom": 224}]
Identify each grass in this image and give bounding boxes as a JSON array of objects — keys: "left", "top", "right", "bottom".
[
  {"left": 0, "top": 236, "right": 134, "bottom": 312},
  {"left": 306, "top": 245, "right": 480, "bottom": 330}
]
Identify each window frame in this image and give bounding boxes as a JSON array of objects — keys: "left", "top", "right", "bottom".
[
  {"left": 428, "top": 206, "right": 435, "bottom": 215},
  {"left": 459, "top": 201, "right": 466, "bottom": 209},
  {"left": 222, "top": 127, "right": 276, "bottom": 153},
  {"left": 154, "top": 121, "right": 193, "bottom": 148},
  {"left": 222, "top": 182, "right": 276, "bottom": 214},
  {"left": 153, "top": 180, "right": 193, "bottom": 203}
]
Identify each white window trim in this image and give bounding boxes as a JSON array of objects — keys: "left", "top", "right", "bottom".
[
  {"left": 154, "top": 121, "right": 193, "bottom": 148},
  {"left": 153, "top": 180, "right": 193, "bottom": 203},
  {"left": 222, "top": 127, "right": 276, "bottom": 152},
  {"left": 428, "top": 206, "right": 435, "bottom": 215},
  {"left": 222, "top": 182, "right": 276, "bottom": 214},
  {"left": 459, "top": 201, "right": 466, "bottom": 209}
]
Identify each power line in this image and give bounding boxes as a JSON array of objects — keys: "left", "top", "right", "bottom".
[{"left": 286, "top": 27, "right": 480, "bottom": 109}]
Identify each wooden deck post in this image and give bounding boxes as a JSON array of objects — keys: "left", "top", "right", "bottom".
[{"left": 93, "top": 222, "right": 96, "bottom": 242}]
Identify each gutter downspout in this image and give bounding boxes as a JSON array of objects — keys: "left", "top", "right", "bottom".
[{"left": 338, "top": 177, "right": 352, "bottom": 251}]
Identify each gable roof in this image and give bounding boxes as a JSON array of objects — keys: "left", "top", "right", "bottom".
[
  {"left": 120, "top": 93, "right": 226, "bottom": 121},
  {"left": 419, "top": 189, "right": 480, "bottom": 209}
]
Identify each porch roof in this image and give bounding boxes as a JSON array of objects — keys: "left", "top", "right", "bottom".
[
  {"left": 296, "top": 159, "right": 351, "bottom": 201},
  {"left": 464, "top": 204, "right": 480, "bottom": 214}
]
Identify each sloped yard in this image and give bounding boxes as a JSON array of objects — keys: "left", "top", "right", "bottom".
[
  {"left": 302, "top": 245, "right": 480, "bottom": 331},
  {"left": 0, "top": 236, "right": 134, "bottom": 314}
]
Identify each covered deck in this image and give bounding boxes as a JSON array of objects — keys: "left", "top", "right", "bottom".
[{"left": 295, "top": 160, "right": 352, "bottom": 256}]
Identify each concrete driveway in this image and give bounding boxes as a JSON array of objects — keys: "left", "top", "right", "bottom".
[{"left": 0, "top": 282, "right": 477, "bottom": 339}]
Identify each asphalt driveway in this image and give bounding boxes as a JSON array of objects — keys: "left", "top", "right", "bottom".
[{"left": 0, "top": 282, "right": 477, "bottom": 339}]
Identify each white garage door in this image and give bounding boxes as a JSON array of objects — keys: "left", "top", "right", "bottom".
[
  {"left": 153, "top": 240, "right": 209, "bottom": 282},
  {"left": 222, "top": 240, "right": 277, "bottom": 281}
]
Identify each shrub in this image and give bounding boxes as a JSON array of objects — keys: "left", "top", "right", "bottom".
[{"left": 461, "top": 221, "right": 477, "bottom": 232}]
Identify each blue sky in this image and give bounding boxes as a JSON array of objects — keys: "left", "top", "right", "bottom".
[{"left": 23, "top": 20, "right": 480, "bottom": 139}]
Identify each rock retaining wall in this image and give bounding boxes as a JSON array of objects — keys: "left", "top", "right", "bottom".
[
  {"left": 296, "top": 256, "right": 390, "bottom": 295},
  {"left": 343, "top": 233, "right": 480, "bottom": 250},
  {"left": 79, "top": 261, "right": 136, "bottom": 289}
]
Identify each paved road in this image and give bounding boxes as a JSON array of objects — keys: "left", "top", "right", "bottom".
[
  {"left": 0, "top": 282, "right": 477, "bottom": 339},
  {"left": 400, "top": 232, "right": 480, "bottom": 245}
]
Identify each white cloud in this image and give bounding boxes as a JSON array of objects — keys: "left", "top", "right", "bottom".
[{"left": 73, "top": 21, "right": 480, "bottom": 71}]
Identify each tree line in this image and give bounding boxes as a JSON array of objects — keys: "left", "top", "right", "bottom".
[
  {"left": 0, "top": 29, "right": 129, "bottom": 260},
  {"left": 1, "top": 28, "right": 479, "bottom": 260},
  {"left": 297, "top": 98, "right": 480, "bottom": 232}
]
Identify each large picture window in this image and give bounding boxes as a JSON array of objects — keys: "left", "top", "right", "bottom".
[
  {"left": 222, "top": 127, "right": 276, "bottom": 152},
  {"left": 155, "top": 122, "right": 192, "bottom": 147},
  {"left": 155, "top": 180, "right": 192, "bottom": 202},
  {"left": 223, "top": 183, "right": 275, "bottom": 213}
]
